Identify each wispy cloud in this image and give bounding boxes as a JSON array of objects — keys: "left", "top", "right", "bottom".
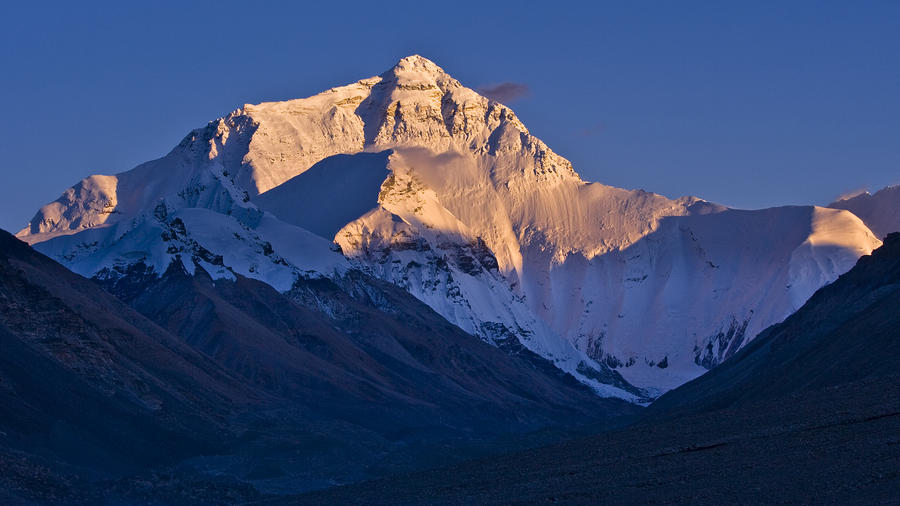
[
  {"left": 578, "top": 123, "right": 606, "bottom": 137},
  {"left": 476, "top": 82, "right": 530, "bottom": 103}
]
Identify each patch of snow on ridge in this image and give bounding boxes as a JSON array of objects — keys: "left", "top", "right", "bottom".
[
  {"left": 787, "top": 207, "right": 881, "bottom": 309},
  {"left": 33, "top": 205, "right": 349, "bottom": 293},
  {"left": 19, "top": 174, "right": 120, "bottom": 241}
]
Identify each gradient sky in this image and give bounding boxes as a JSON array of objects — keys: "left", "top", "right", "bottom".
[{"left": 2, "top": 1, "right": 898, "bottom": 233}]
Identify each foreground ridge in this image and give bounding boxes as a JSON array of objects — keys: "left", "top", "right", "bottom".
[{"left": 289, "top": 234, "right": 900, "bottom": 505}]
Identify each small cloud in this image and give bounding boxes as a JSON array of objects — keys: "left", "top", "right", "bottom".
[
  {"left": 476, "top": 82, "right": 530, "bottom": 103},
  {"left": 578, "top": 123, "right": 606, "bottom": 137}
]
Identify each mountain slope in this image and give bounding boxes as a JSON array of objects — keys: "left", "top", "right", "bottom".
[
  {"left": 292, "top": 375, "right": 900, "bottom": 505},
  {"left": 0, "top": 229, "right": 635, "bottom": 502},
  {"left": 647, "top": 231, "right": 900, "bottom": 416},
  {"left": 101, "top": 254, "right": 626, "bottom": 434},
  {"left": 0, "top": 229, "right": 252, "bottom": 473},
  {"left": 829, "top": 184, "right": 900, "bottom": 239},
  {"left": 17, "top": 55, "right": 882, "bottom": 398},
  {"left": 289, "top": 234, "right": 900, "bottom": 505}
]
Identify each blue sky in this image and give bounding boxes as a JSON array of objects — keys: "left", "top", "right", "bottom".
[{"left": 2, "top": 1, "right": 898, "bottom": 232}]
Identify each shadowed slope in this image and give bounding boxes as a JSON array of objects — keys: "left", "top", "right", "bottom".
[
  {"left": 829, "top": 185, "right": 900, "bottom": 239},
  {"left": 0, "top": 229, "right": 639, "bottom": 502},
  {"left": 648, "top": 232, "right": 900, "bottom": 416},
  {"left": 254, "top": 151, "right": 391, "bottom": 240},
  {"left": 0, "top": 230, "right": 252, "bottom": 472},
  {"left": 288, "top": 377, "right": 900, "bottom": 505},
  {"left": 287, "top": 234, "right": 900, "bottom": 504}
]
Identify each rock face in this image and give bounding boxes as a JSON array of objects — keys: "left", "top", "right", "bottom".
[{"left": 17, "top": 55, "right": 882, "bottom": 398}]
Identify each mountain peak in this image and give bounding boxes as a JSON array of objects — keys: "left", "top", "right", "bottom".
[
  {"left": 389, "top": 54, "right": 446, "bottom": 75},
  {"left": 379, "top": 54, "right": 459, "bottom": 89}
]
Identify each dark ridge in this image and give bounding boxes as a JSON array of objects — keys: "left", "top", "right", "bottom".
[
  {"left": 282, "top": 234, "right": 900, "bottom": 504},
  {"left": 0, "top": 229, "right": 638, "bottom": 502}
]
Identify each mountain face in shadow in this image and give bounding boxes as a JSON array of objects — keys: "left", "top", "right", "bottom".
[
  {"left": 648, "top": 231, "right": 900, "bottom": 416},
  {"left": 0, "top": 230, "right": 251, "bottom": 468},
  {"left": 288, "top": 234, "right": 900, "bottom": 505},
  {"left": 829, "top": 185, "right": 900, "bottom": 240},
  {"left": 0, "top": 229, "right": 637, "bottom": 503}
]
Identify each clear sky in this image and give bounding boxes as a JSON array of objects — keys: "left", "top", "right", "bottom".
[{"left": 2, "top": 1, "right": 898, "bottom": 233}]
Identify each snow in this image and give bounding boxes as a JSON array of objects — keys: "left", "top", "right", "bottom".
[
  {"left": 32, "top": 206, "right": 348, "bottom": 294},
  {"left": 787, "top": 207, "right": 882, "bottom": 309},
  {"left": 16, "top": 55, "right": 885, "bottom": 400},
  {"left": 829, "top": 185, "right": 900, "bottom": 240},
  {"left": 254, "top": 151, "right": 391, "bottom": 239}
]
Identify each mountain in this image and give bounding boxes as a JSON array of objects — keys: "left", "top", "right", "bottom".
[
  {"left": 829, "top": 184, "right": 900, "bottom": 239},
  {"left": 288, "top": 234, "right": 900, "bottom": 505},
  {"left": 647, "top": 231, "right": 900, "bottom": 415},
  {"left": 17, "top": 55, "right": 881, "bottom": 399},
  {"left": 0, "top": 229, "right": 255, "bottom": 501},
  {"left": 0, "top": 229, "right": 635, "bottom": 503},
  {"left": 0, "top": 235, "right": 246, "bottom": 465}
]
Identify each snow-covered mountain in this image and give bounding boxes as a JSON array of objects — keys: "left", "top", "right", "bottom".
[
  {"left": 18, "top": 55, "right": 881, "bottom": 400},
  {"left": 829, "top": 185, "right": 900, "bottom": 240}
]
